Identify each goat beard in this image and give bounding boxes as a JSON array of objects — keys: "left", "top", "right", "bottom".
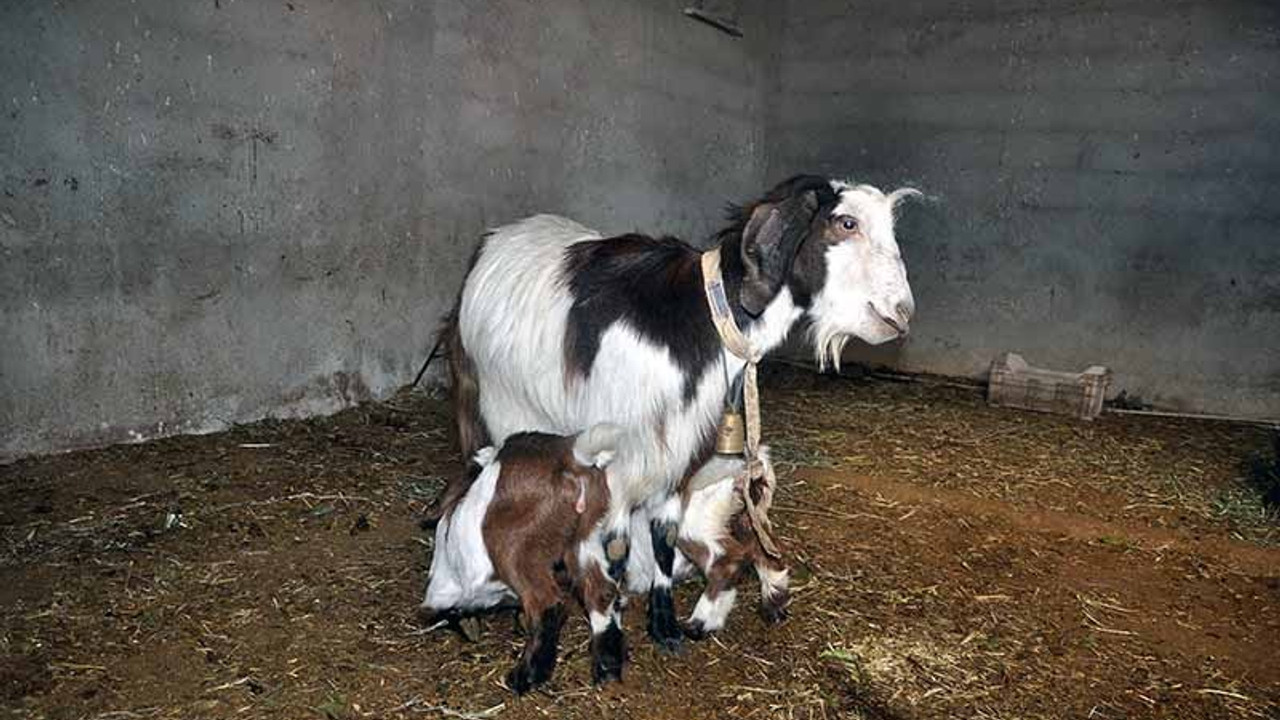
[{"left": 810, "top": 325, "right": 851, "bottom": 373}]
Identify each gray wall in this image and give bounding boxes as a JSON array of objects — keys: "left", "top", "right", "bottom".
[
  {"left": 1, "top": 0, "right": 768, "bottom": 460},
  {"left": 769, "top": 0, "right": 1280, "bottom": 419}
]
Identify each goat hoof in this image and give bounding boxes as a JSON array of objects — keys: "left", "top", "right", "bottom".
[
  {"left": 506, "top": 664, "right": 536, "bottom": 695},
  {"left": 682, "top": 620, "right": 708, "bottom": 641},
  {"left": 646, "top": 587, "right": 684, "bottom": 653},
  {"left": 761, "top": 593, "right": 791, "bottom": 626},
  {"left": 507, "top": 652, "right": 557, "bottom": 696},
  {"left": 415, "top": 604, "right": 436, "bottom": 625},
  {"left": 590, "top": 624, "right": 626, "bottom": 684},
  {"left": 457, "top": 615, "right": 482, "bottom": 642},
  {"left": 761, "top": 604, "right": 789, "bottom": 625},
  {"left": 655, "top": 634, "right": 685, "bottom": 655},
  {"left": 592, "top": 657, "right": 623, "bottom": 685},
  {"left": 647, "top": 621, "right": 685, "bottom": 655}
]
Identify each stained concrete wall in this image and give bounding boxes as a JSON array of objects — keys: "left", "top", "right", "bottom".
[
  {"left": 0, "top": 0, "right": 768, "bottom": 460},
  {"left": 769, "top": 0, "right": 1280, "bottom": 419}
]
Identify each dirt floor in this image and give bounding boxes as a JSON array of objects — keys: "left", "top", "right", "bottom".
[{"left": 2, "top": 364, "right": 1278, "bottom": 720}]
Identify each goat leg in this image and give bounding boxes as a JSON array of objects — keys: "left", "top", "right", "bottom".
[
  {"left": 506, "top": 602, "right": 565, "bottom": 695},
  {"left": 645, "top": 496, "right": 686, "bottom": 653},
  {"left": 685, "top": 555, "right": 744, "bottom": 639}
]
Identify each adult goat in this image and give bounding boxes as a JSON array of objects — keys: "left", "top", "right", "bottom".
[{"left": 436, "top": 175, "right": 919, "bottom": 673}]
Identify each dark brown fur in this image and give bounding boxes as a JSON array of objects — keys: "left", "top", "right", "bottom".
[
  {"left": 445, "top": 307, "right": 488, "bottom": 461},
  {"left": 482, "top": 435, "right": 609, "bottom": 581}
]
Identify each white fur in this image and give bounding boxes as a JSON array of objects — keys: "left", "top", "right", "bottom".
[
  {"left": 472, "top": 446, "right": 498, "bottom": 466},
  {"left": 679, "top": 449, "right": 770, "bottom": 568},
  {"left": 421, "top": 455, "right": 512, "bottom": 611},
  {"left": 588, "top": 609, "right": 619, "bottom": 634},
  {"left": 678, "top": 448, "right": 779, "bottom": 633},
  {"left": 651, "top": 493, "right": 683, "bottom": 524},
  {"left": 756, "top": 564, "right": 789, "bottom": 603},
  {"left": 624, "top": 463, "right": 743, "bottom": 595},
  {"left": 577, "top": 526, "right": 610, "bottom": 580},
  {"left": 811, "top": 181, "right": 917, "bottom": 370},
  {"left": 689, "top": 589, "right": 737, "bottom": 633},
  {"left": 624, "top": 510, "right": 656, "bottom": 595},
  {"left": 573, "top": 422, "right": 624, "bottom": 469},
  {"left": 683, "top": 453, "right": 749, "bottom": 493},
  {"left": 627, "top": 449, "right": 771, "bottom": 606},
  {"left": 679, "top": 473, "right": 742, "bottom": 567}
]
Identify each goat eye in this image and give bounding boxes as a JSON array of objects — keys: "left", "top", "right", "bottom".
[{"left": 838, "top": 216, "right": 858, "bottom": 232}]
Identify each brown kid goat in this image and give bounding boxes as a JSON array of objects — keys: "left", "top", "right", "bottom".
[{"left": 420, "top": 425, "right": 626, "bottom": 693}]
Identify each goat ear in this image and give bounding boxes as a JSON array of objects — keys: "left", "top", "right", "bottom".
[
  {"left": 739, "top": 204, "right": 783, "bottom": 316},
  {"left": 740, "top": 190, "right": 820, "bottom": 316}
]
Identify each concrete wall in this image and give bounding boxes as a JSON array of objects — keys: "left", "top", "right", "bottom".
[
  {"left": 0, "top": 0, "right": 768, "bottom": 460},
  {"left": 768, "top": 0, "right": 1280, "bottom": 419},
  {"left": 7, "top": 0, "right": 1276, "bottom": 460}
]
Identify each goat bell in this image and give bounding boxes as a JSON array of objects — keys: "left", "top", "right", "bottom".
[{"left": 714, "top": 409, "right": 745, "bottom": 455}]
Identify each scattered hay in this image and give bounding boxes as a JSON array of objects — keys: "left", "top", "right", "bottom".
[
  {"left": 821, "top": 633, "right": 1004, "bottom": 712},
  {"left": 762, "top": 364, "right": 1279, "bottom": 546},
  {"left": 2, "top": 365, "right": 1277, "bottom": 720}
]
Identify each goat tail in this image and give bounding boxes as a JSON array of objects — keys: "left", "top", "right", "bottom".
[
  {"left": 421, "top": 307, "right": 490, "bottom": 527},
  {"left": 442, "top": 306, "right": 489, "bottom": 459}
]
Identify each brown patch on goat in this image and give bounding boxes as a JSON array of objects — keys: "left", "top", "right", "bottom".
[
  {"left": 573, "top": 557, "right": 617, "bottom": 617},
  {"left": 679, "top": 537, "right": 712, "bottom": 572},
  {"left": 441, "top": 235, "right": 491, "bottom": 461}
]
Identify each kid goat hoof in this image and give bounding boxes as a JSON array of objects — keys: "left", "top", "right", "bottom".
[{"left": 590, "top": 625, "right": 626, "bottom": 684}]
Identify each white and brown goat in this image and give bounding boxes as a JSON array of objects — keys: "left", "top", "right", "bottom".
[{"left": 421, "top": 425, "right": 626, "bottom": 693}]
